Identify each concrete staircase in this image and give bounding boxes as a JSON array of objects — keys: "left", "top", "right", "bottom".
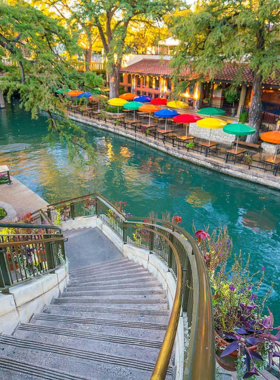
[{"left": 0, "top": 257, "right": 174, "bottom": 379}]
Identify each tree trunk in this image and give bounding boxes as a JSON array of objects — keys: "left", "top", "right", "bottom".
[
  {"left": 109, "top": 64, "right": 120, "bottom": 99},
  {"left": 246, "top": 71, "right": 263, "bottom": 143},
  {"left": 84, "top": 44, "right": 92, "bottom": 72}
]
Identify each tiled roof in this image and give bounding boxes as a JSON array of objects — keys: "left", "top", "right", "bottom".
[
  {"left": 120, "top": 59, "right": 280, "bottom": 87},
  {"left": 120, "top": 59, "right": 175, "bottom": 76}
]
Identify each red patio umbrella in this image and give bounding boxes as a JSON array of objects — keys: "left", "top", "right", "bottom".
[
  {"left": 151, "top": 98, "right": 167, "bottom": 106},
  {"left": 173, "top": 114, "right": 202, "bottom": 136}
]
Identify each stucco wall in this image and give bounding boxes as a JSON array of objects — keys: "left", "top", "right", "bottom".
[{"left": 0, "top": 265, "right": 69, "bottom": 335}]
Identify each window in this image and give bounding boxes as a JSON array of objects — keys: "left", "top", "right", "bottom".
[
  {"left": 148, "top": 92, "right": 153, "bottom": 98},
  {"left": 167, "top": 78, "right": 172, "bottom": 91},
  {"left": 137, "top": 75, "right": 141, "bottom": 87},
  {"left": 155, "top": 77, "right": 159, "bottom": 89},
  {"left": 149, "top": 77, "right": 153, "bottom": 89},
  {"left": 137, "top": 90, "right": 141, "bottom": 95},
  {"left": 142, "top": 91, "right": 147, "bottom": 95},
  {"left": 127, "top": 86, "right": 131, "bottom": 92},
  {"left": 154, "top": 93, "right": 159, "bottom": 98},
  {"left": 128, "top": 74, "right": 131, "bottom": 84},
  {"left": 120, "top": 73, "right": 124, "bottom": 83}
]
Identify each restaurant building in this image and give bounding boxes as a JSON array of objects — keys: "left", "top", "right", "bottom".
[{"left": 120, "top": 57, "right": 280, "bottom": 121}]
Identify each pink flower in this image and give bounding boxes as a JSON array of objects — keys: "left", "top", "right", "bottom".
[{"left": 194, "top": 229, "right": 210, "bottom": 243}]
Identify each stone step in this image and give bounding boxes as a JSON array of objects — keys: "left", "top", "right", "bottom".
[
  {"left": 70, "top": 272, "right": 154, "bottom": 284},
  {"left": 70, "top": 263, "right": 144, "bottom": 278},
  {"left": 0, "top": 357, "right": 90, "bottom": 380},
  {"left": 61, "top": 290, "right": 165, "bottom": 299},
  {"left": 70, "top": 276, "right": 158, "bottom": 287},
  {"left": 54, "top": 296, "right": 166, "bottom": 305},
  {"left": 45, "top": 304, "right": 169, "bottom": 317},
  {"left": 70, "top": 258, "right": 134, "bottom": 273},
  {"left": 43, "top": 305, "right": 170, "bottom": 324},
  {"left": 0, "top": 335, "right": 174, "bottom": 380},
  {"left": 67, "top": 282, "right": 162, "bottom": 291},
  {"left": 17, "top": 323, "right": 163, "bottom": 348},
  {"left": 32, "top": 318, "right": 166, "bottom": 341},
  {"left": 32, "top": 313, "right": 167, "bottom": 331},
  {"left": 52, "top": 298, "right": 168, "bottom": 310},
  {"left": 15, "top": 325, "right": 162, "bottom": 362}
]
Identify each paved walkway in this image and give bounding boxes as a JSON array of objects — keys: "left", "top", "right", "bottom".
[
  {"left": 0, "top": 177, "right": 47, "bottom": 221},
  {"left": 64, "top": 228, "right": 123, "bottom": 270}
]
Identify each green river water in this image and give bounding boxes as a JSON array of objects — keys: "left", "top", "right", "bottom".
[{"left": 1, "top": 101, "right": 280, "bottom": 323}]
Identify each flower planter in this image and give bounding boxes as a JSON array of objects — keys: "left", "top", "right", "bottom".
[{"left": 215, "top": 332, "right": 257, "bottom": 371}]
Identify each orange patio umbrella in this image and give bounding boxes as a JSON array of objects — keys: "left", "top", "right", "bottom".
[
  {"left": 138, "top": 104, "right": 161, "bottom": 126},
  {"left": 68, "top": 90, "right": 83, "bottom": 97},
  {"left": 119, "top": 93, "right": 136, "bottom": 101},
  {"left": 261, "top": 131, "right": 280, "bottom": 162}
]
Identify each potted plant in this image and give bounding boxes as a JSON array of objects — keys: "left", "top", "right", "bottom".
[
  {"left": 203, "top": 97, "right": 210, "bottom": 105},
  {"left": 225, "top": 88, "right": 240, "bottom": 117},
  {"left": 242, "top": 154, "right": 253, "bottom": 169},
  {"left": 193, "top": 225, "right": 279, "bottom": 378}
]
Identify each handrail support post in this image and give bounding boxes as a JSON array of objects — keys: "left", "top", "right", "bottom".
[{"left": 0, "top": 248, "right": 12, "bottom": 290}]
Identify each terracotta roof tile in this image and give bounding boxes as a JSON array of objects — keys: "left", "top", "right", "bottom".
[
  {"left": 121, "top": 59, "right": 280, "bottom": 87},
  {"left": 120, "top": 59, "right": 174, "bottom": 76}
]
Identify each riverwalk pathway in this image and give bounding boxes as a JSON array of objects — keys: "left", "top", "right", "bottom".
[{"left": 0, "top": 177, "right": 47, "bottom": 221}]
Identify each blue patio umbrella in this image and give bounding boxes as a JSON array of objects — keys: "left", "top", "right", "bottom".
[
  {"left": 154, "top": 109, "right": 179, "bottom": 131},
  {"left": 76, "top": 92, "right": 92, "bottom": 98},
  {"left": 76, "top": 92, "right": 92, "bottom": 105},
  {"left": 133, "top": 95, "right": 151, "bottom": 103}
]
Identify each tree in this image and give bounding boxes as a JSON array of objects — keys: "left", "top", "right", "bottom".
[
  {"left": 0, "top": 1, "right": 103, "bottom": 164},
  {"left": 75, "top": 0, "right": 177, "bottom": 98},
  {"left": 33, "top": 0, "right": 102, "bottom": 71},
  {"left": 171, "top": 0, "right": 280, "bottom": 143}
]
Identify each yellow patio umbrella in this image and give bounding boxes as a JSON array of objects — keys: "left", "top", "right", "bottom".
[
  {"left": 196, "top": 118, "right": 227, "bottom": 144},
  {"left": 167, "top": 101, "right": 189, "bottom": 109},
  {"left": 108, "top": 98, "right": 128, "bottom": 115}
]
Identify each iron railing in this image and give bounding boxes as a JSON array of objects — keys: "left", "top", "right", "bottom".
[
  {"left": 0, "top": 222, "right": 65, "bottom": 291},
  {"left": 38, "top": 193, "right": 215, "bottom": 380}
]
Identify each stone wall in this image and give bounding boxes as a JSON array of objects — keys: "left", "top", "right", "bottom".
[
  {"left": 0, "top": 265, "right": 69, "bottom": 334},
  {"left": 189, "top": 122, "right": 235, "bottom": 144}
]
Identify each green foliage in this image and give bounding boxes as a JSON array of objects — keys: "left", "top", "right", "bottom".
[
  {"left": 170, "top": 0, "right": 280, "bottom": 134},
  {"left": 239, "top": 111, "right": 248, "bottom": 124},
  {"left": 0, "top": 2, "right": 102, "bottom": 166},
  {"left": 105, "top": 106, "right": 123, "bottom": 113},
  {"left": 224, "top": 87, "right": 239, "bottom": 106},
  {"left": 0, "top": 207, "right": 7, "bottom": 220}
]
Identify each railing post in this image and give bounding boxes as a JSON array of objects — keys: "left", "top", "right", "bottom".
[
  {"left": 168, "top": 233, "right": 173, "bottom": 268},
  {"left": 44, "top": 239, "right": 55, "bottom": 271},
  {"left": 47, "top": 208, "right": 51, "bottom": 221},
  {"left": 123, "top": 224, "right": 127, "bottom": 244},
  {"left": 95, "top": 200, "right": 99, "bottom": 217},
  {"left": 149, "top": 226, "right": 154, "bottom": 254},
  {"left": 0, "top": 248, "right": 12, "bottom": 289},
  {"left": 70, "top": 203, "right": 75, "bottom": 220}
]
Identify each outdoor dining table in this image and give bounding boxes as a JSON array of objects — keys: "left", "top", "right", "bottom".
[
  {"left": 176, "top": 135, "right": 195, "bottom": 149},
  {"left": 198, "top": 141, "right": 219, "bottom": 157},
  {"left": 125, "top": 119, "right": 141, "bottom": 124},
  {"left": 264, "top": 156, "right": 280, "bottom": 176},
  {"left": 225, "top": 148, "right": 246, "bottom": 164}
]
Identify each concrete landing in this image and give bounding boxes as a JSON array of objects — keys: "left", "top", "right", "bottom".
[
  {"left": 64, "top": 228, "right": 123, "bottom": 270},
  {"left": 0, "top": 177, "right": 47, "bottom": 220}
]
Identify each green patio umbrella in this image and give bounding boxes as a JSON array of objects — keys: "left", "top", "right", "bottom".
[
  {"left": 123, "top": 101, "right": 143, "bottom": 120},
  {"left": 198, "top": 107, "right": 226, "bottom": 117},
  {"left": 56, "top": 89, "right": 71, "bottom": 94},
  {"left": 223, "top": 123, "right": 255, "bottom": 152}
]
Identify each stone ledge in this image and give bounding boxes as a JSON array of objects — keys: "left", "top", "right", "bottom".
[{"left": 0, "top": 264, "right": 68, "bottom": 334}]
